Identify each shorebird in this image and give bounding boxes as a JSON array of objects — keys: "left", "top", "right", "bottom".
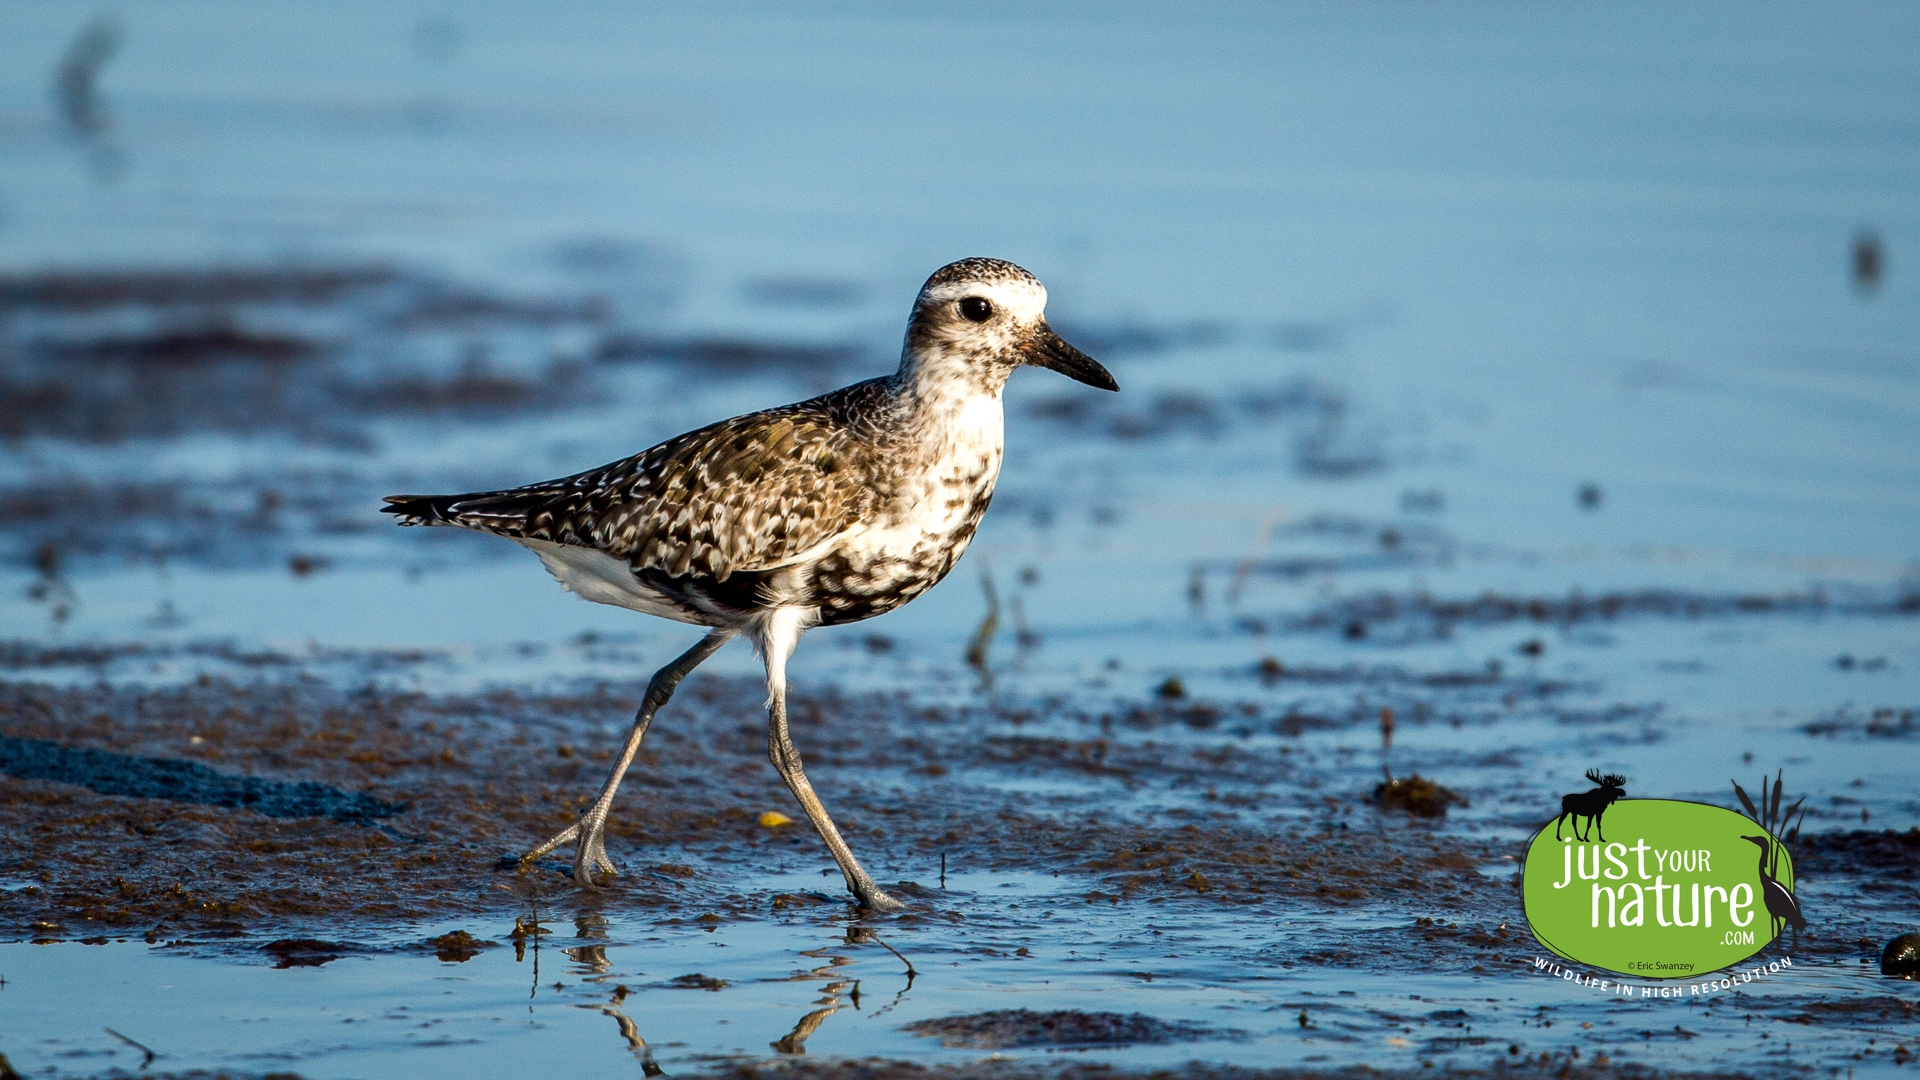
[{"left": 383, "top": 258, "right": 1116, "bottom": 911}]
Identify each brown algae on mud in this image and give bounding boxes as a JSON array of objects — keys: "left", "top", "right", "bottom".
[
  {"left": 1370, "top": 773, "right": 1465, "bottom": 818},
  {"left": 0, "top": 265, "right": 601, "bottom": 444},
  {"left": 904, "top": 1009, "right": 1224, "bottom": 1048},
  {"left": 1238, "top": 585, "right": 1920, "bottom": 644},
  {"left": 0, "top": 674, "right": 1535, "bottom": 937}
]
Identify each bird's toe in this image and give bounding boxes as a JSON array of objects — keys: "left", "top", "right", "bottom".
[{"left": 858, "top": 889, "right": 909, "bottom": 914}]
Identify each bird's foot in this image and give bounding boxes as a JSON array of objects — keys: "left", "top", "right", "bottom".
[
  {"left": 853, "top": 882, "right": 908, "bottom": 914},
  {"left": 518, "top": 811, "right": 618, "bottom": 887}
]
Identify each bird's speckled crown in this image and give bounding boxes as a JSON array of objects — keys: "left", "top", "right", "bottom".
[{"left": 919, "top": 257, "right": 1039, "bottom": 294}]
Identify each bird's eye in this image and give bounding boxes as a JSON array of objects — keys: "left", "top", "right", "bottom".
[{"left": 958, "top": 296, "right": 993, "bottom": 323}]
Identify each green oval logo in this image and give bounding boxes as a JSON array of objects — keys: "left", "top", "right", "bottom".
[{"left": 1523, "top": 799, "right": 1796, "bottom": 979}]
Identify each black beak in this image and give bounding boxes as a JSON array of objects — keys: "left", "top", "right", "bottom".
[{"left": 1021, "top": 323, "right": 1118, "bottom": 392}]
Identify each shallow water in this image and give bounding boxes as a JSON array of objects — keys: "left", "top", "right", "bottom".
[
  {"left": 2, "top": 872, "right": 1912, "bottom": 1079},
  {"left": 2, "top": 1, "right": 1918, "bottom": 1076}
]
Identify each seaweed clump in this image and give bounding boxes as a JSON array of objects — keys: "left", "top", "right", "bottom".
[{"left": 1372, "top": 774, "right": 1465, "bottom": 818}]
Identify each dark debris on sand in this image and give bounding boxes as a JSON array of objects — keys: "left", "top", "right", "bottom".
[
  {"left": 0, "top": 675, "right": 1518, "bottom": 937},
  {"left": 1371, "top": 773, "right": 1466, "bottom": 818},
  {"left": 0, "top": 265, "right": 604, "bottom": 445},
  {"left": 904, "top": 1009, "right": 1221, "bottom": 1048},
  {"left": 1, "top": 667, "right": 1912, "bottom": 984},
  {"left": 0, "top": 735, "right": 402, "bottom": 823},
  {"left": 0, "top": 264, "right": 874, "bottom": 570},
  {"left": 1253, "top": 586, "right": 1920, "bottom": 644}
]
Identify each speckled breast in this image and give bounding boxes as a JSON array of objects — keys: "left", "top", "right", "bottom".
[{"left": 806, "top": 490, "right": 995, "bottom": 626}]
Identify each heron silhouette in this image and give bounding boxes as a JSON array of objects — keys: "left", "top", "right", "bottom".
[{"left": 1741, "top": 834, "right": 1806, "bottom": 944}]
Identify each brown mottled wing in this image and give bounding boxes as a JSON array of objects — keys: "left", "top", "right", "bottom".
[{"left": 383, "top": 383, "right": 887, "bottom": 581}]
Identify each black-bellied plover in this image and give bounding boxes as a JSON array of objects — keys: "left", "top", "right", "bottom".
[{"left": 384, "top": 258, "right": 1115, "bottom": 911}]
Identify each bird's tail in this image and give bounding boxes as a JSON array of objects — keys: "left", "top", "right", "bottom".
[{"left": 381, "top": 493, "right": 464, "bottom": 526}]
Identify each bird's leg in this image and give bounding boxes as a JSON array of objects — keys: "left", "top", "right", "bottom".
[
  {"left": 754, "top": 608, "right": 902, "bottom": 913},
  {"left": 766, "top": 686, "right": 905, "bottom": 913},
  {"left": 521, "top": 629, "right": 735, "bottom": 886}
]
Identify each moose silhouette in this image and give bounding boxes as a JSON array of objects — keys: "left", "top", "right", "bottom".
[{"left": 1554, "top": 768, "right": 1627, "bottom": 842}]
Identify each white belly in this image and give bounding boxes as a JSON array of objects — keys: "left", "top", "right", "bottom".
[{"left": 513, "top": 537, "right": 705, "bottom": 624}]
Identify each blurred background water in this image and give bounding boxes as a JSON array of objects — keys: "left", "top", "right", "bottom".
[{"left": 1, "top": 0, "right": 1917, "bottom": 804}]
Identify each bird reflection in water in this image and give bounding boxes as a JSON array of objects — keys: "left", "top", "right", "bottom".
[
  {"left": 769, "top": 945, "right": 858, "bottom": 1054},
  {"left": 564, "top": 914, "right": 667, "bottom": 1072},
  {"left": 564, "top": 914, "right": 614, "bottom": 973},
  {"left": 564, "top": 943, "right": 611, "bottom": 973},
  {"left": 551, "top": 924, "right": 918, "bottom": 1066},
  {"left": 771, "top": 928, "right": 919, "bottom": 1052},
  {"left": 770, "top": 978, "right": 856, "bottom": 1055},
  {"left": 594, "top": 985, "right": 665, "bottom": 1077}
]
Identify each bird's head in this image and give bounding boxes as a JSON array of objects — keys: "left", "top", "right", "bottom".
[
  {"left": 1741, "top": 834, "right": 1771, "bottom": 849},
  {"left": 901, "top": 257, "right": 1117, "bottom": 394}
]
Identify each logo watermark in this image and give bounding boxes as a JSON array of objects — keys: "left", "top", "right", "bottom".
[
  {"left": 1520, "top": 771, "right": 1808, "bottom": 982},
  {"left": 1531, "top": 954, "right": 1795, "bottom": 998}
]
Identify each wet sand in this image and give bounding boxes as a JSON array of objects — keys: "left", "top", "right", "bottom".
[
  {"left": 1, "top": 668, "right": 1915, "bottom": 1079},
  {"left": 0, "top": 674, "right": 1523, "bottom": 935}
]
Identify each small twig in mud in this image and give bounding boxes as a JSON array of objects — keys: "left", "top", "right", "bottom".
[
  {"left": 1377, "top": 706, "right": 1394, "bottom": 782},
  {"left": 104, "top": 1027, "right": 156, "bottom": 1068},
  {"left": 50, "top": 15, "right": 127, "bottom": 183},
  {"left": 964, "top": 566, "right": 1000, "bottom": 679},
  {"left": 1187, "top": 563, "right": 1206, "bottom": 613},
  {"left": 516, "top": 889, "right": 546, "bottom": 1000},
  {"left": 848, "top": 927, "right": 917, "bottom": 980},
  {"left": 1226, "top": 506, "right": 1285, "bottom": 605},
  {"left": 940, "top": 852, "right": 946, "bottom": 889},
  {"left": 1009, "top": 593, "right": 1040, "bottom": 651},
  {"left": 53, "top": 16, "right": 121, "bottom": 138},
  {"left": 27, "top": 543, "right": 78, "bottom": 627}
]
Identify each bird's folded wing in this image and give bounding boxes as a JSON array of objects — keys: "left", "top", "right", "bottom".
[{"left": 388, "top": 399, "right": 881, "bottom": 582}]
